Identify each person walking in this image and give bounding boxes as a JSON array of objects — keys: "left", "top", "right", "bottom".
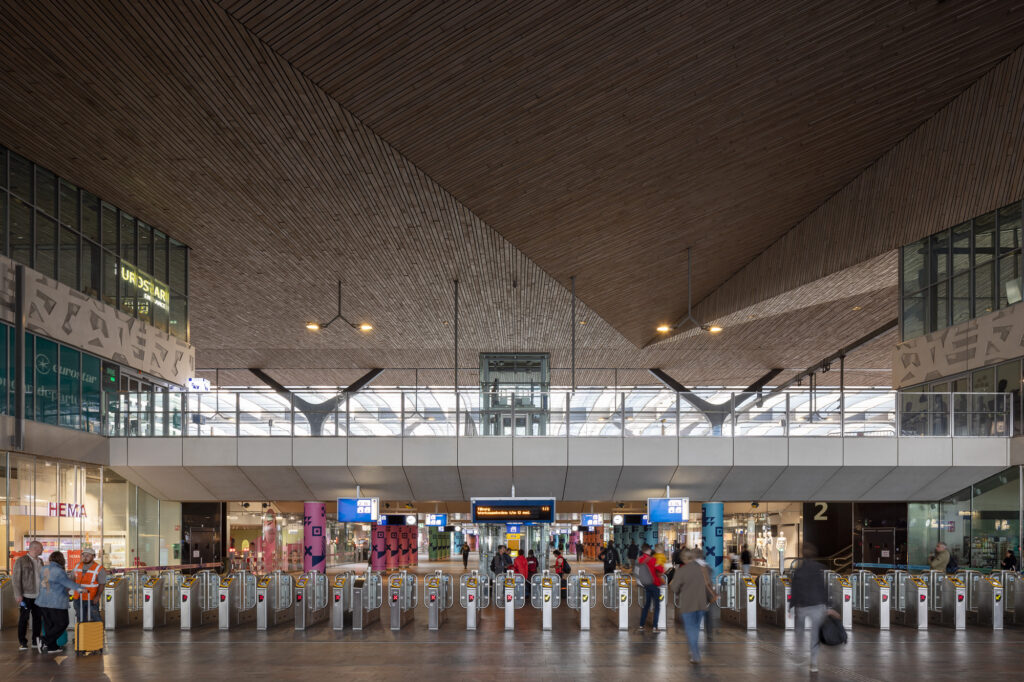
[
  {"left": 576, "top": 539, "right": 584, "bottom": 562},
  {"left": 627, "top": 541, "right": 639, "bottom": 568},
  {"left": 789, "top": 543, "right": 837, "bottom": 674},
  {"left": 740, "top": 544, "right": 752, "bottom": 575},
  {"left": 462, "top": 542, "right": 470, "bottom": 570},
  {"left": 71, "top": 546, "right": 107, "bottom": 623},
  {"left": 670, "top": 549, "right": 718, "bottom": 663},
  {"left": 12, "top": 540, "right": 44, "bottom": 651},
  {"left": 635, "top": 544, "right": 665, "bottom": 632},
  {"left": 929, "top": 542, "right": 951, "bottom": 572},
  {"left": 1001, "top": 548, "right": 1018, "bottom": 571},
  {"left": 598, "top": 542, "right": 619, "bottom": 575},
  {"left": 36, "top": 551, "right": 87, "bottom": 654}
]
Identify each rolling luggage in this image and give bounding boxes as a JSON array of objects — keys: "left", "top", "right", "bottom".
[{"left": 75, "top": 599, "right": 104, "bottom": 655}]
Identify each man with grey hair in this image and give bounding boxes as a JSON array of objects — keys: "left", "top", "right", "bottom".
[{"left": 12, "top": 540, "right": 44, "bottom": 651}]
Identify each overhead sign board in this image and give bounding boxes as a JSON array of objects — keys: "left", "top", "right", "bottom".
[
  {"left": 337, "top": 497, "right": 379, "bottom": 523},
  {"left": 581, "top": 514, "right": 603, "bottom": 527},
  {"left": 425, "top": 514, "right": 447, "bottom": 527},
  {"left": 612, "top": 513, "right": 649, "bottom": 526},
  {"left": 471, "top": 498, "right": 556, "bottom": 524},
  {"left": 647, "top": 497, "right": 689, "bottom": 523}
]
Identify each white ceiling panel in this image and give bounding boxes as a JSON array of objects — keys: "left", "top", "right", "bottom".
[{"left": 240, "top": 466, "right": 314, "bottom": 500}]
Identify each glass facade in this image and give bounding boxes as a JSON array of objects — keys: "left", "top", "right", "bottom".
[
  {"left": 0, "top": 452, "right": 179, "bottom": 572},
  {"left": 901, "top": 199, "right": 1023, "bottom": 341},
  {"left": 903, "top": 357, "right": 1022, "bottom": 435},
  {"left": 0, "top": 146, "right": 189, "bottom": 341}
]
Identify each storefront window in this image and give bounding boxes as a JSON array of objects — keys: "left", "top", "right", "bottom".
[
  {"left": 102, "top": 470, "right": 129, "bottom": 569},
  {"left": 908, "top": 503, "right": 939, "bottom": 569},
  {"left": 34, "top": 337, "right": 58, "bottom": 425},
  {"left": 938, "top": 488, "right": 971, "bottom": 567},
  {"left": 137, "top": 486, "right": 160, "bottom": 566},
  {"left": 6, "top": 454, "right": 35, "bottom": 570},
  {"left": 969, "top": 468, "right": 1020, "bottom": 569},
  {"left": 59, "top": 344, "right": 81, "bottom": 428}
]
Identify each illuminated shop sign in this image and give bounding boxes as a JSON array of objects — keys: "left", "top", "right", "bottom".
[
  {"left": 48, "top": 502, "right": 88, "bottom": 518},
  {"left": 120, "top": 264, "right": 169, "bottom": 310}
]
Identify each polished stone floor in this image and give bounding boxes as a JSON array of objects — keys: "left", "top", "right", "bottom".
[{"left": 2, "top": 559, "right": 1022, "bottom": 681}]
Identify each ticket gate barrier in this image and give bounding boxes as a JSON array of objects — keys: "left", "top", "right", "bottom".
[
  {"left": 885, "top": 571, "right": 927, "bottom": 629},
  {"left": 295, "top": 570, "right": 329, "bottom": 630},
  {"left": 104, "top": 572, "right": 144, "bottom": 630},
  {"left": 497, "top": 570, "right": 526, "bottom": 631},
  {"left": 566, "top": 571, "right": 597, "bottom": 631},
  {"left": 756, "top": 570, "right": 794, "bottom": 629},
  {"left": 850, "top": 570, "right": 889, "bottom": 630},
  {"left": 718, "top": 572, "right": 757, "bottom": 630},
  {"left": 180, "top": 570, "right": 220, "bottom": 629},
  {"left": 459, "top": 570, "right": 491, "bottom": 630},
  {"left": 387, "top": 570, "right": 418, "bottom": 631},
  {"left": 960, "top": 571, "right": 1003, "bottom": 630},
  {"left": 331, "top": 572, "right": 354, "bottom": 630},
  {"left": 351, "top": 573, "right": 383, "bottom": 630},
  {"left": 424, "top": 571, "right": 454, "bottom": 631},
  {"left": 994, "top": 570, "right": 1024, "bottom": 626},
  {"left": 143, "top": 570, "right": 183, "bottom": 630},
  {"left": 923, "top": 571, "right": 965, "bottom": 629},
  {"left": 0, "top": 573, "right": 18, "bottom": 630},
  {"left": 824, "top": 571, "right": 853, "bottom": 630},
  {"left": 602, "top": 571, "right": 632, "bottom": 631},
  {"left": 256, "top": 571, "right": 295, "bottom": 630},
  {"left": 218, "top": 570, "right": 257, "bottom": 629},
  {"left": 530, "top": 570, "right": 561, "bottom": 631}
]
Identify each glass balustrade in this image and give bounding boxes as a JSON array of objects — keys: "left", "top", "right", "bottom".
[{"left": 103, "top": 388, "right": 1011, "bottom": 439}]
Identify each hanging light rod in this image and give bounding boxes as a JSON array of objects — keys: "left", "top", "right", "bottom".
[
  {"left": 656, "top": 247, "right": 722, "bottom": 334},
  {"left": 305, "top": 281, "right": 373, "bottom": 332}
]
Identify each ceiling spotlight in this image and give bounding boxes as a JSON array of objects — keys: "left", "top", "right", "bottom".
[
  {"left": 656, "top": 324, "right": 671, "bottom": 333},
  {"left": 579, "top": 320, "right": 587, "bottom": 325},
  {"left": 704, "top": 324, "right": 724, "bottom": 334},
  {"left": 306, "top": 281, "right": 373, "bottom": 333},
  {"left": 851, "top": 305, "right": 863, "bottom": 311}
]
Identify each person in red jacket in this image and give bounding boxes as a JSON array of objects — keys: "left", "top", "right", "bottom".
[
  {"left": 636, "top": 544, "right": 665, "bottom": 632},
  {"left": 513, "top": 549, "right": 529, "bottom": 579}
]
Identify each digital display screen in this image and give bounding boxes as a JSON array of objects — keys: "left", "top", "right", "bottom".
[
  {"left": 377, "top": 515, "right": 414, "bottom": 526},
  {"left": 425, "top": 514, "right": 448, "bottom": 527},
  {"left": 613, "top": 513, "right": 649, "bottom": 526},
  {"left": 471, "top": 498, "right": 556, "bottom": 523},
  {"left": 647, "top": 498, "right": 689, "bottom": 523},
  {"left": 581, "top": 514, "right": 603, "bottom": 526},
  {"left": 337, "top": 497, "right": 379, "bottom": 523}
]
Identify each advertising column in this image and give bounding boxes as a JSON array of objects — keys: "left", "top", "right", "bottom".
[
  {"left": 262, "top": 516, "right": 278, "bottom": 573},
  {"left": 303, "top": 502, "right": 326, "bottom": 573},
  {"left": 701, "top": 502, "right": 724, "bottom": 578}
]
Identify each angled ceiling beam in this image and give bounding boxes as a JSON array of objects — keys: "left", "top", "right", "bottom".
[
  {"left": 342, "top": 368, "right": 385, "bottom": 394},
  {"left": 764, "top": 318, "right": 898, "bottom": 398},
  {"left": 743, "top": 368, "right": 784, "bottom": 394}
]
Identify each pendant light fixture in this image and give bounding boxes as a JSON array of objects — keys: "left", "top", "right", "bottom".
[
  {"left": 656, "top": 247, "right": 723, "bottom": 334},
  {"left": 305, "top": 281, "right": 373, "bottom": 332}
]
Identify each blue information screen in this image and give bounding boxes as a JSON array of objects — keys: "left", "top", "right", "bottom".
[
  {"left": 581, "top": 514, "right": 603, "bottom": 526},
  {"left": 471, "top": 498, "right": 556, "bottom": 523},
  {"left": 425, "top": 514, "right": 448, "bottom": 527},
  {"left": 647, "top": 498, "right": 689, "bottom": 523},
  {"left": 337, "top": 497, "right": 379, "bottom": 523}
]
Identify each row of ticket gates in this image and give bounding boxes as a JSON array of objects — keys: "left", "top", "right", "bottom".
[{"left": 3, "top": 566, "right": 1021, "bottom": 635}]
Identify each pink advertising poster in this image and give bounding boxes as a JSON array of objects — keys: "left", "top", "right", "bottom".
[{"left": 303, "top": 501, "right": 326, "bottom": 573}]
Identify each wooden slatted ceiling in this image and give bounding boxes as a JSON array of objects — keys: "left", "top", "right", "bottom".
[
  {"left": 0, "top": 0, "right": 999, "bottom": 388},
  {"left": 219, "top": 0, "right": 1024, "bottom": 346}
]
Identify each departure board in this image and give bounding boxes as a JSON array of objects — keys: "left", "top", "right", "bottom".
[
  {"left": 581, "top": 514, "right": 603, "bottom": 526},
  {"left": 647, "top": 497, "right": 689, "bottom": 523},
  {"left": 337, "top": 497, "right": 379, "bottom": 523},
  {"left": 425, "top": 514, "right": 448, "bottom": 527},
  {"left": 471, "top": 498, "right": 556, "bottom": 523}
]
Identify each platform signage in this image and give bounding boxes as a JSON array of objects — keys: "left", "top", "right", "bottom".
[
  {"left": 471, "top": 498, "right": 556, "bottom": 524},
  {"left": 581, "top": 514, "right": 603, "bottom": 527},
  {"left": 337, "top": 497, "right": 379, "bottom": 523},
  {"left": 647, "top": 497, "right": 689, "bottom": 523},
  {"left": 425, "top": 514, "right": 447, "bottom": 527}
]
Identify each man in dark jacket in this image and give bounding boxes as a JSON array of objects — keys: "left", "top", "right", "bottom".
[
  {"left": 789, "top": 543, "right": 836, "bottom": 673},
  {"left": 490, "top": 545, "right": 513, "bottom": 576},
  {"left": 627, "top": 542, "right": 639, "bottom": 567},
  {"left": 598, "top": 543, "right": 619, "bottom": 575}
]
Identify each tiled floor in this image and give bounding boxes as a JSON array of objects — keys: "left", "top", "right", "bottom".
[{"left": 2, "top": 560, "right": 1021, "bottom": 681}]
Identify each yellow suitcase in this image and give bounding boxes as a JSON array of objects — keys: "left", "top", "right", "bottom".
[{"left": 74, "top": 599, "right": 104, "bottom": 655}]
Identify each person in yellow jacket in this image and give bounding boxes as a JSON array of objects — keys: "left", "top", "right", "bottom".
[{"left": 71, "top": 547, "right": 107, "bottom": 623}]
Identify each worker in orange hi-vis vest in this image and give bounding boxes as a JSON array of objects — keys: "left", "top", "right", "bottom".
[{"left": 71, "top": 547, "right": 107, "bottom": 623}]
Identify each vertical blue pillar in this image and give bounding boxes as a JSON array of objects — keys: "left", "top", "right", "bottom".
[{"left": 701, "top": 502, "right": 724, "bottom": 578}]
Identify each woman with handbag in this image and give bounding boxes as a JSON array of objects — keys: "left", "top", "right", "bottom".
[
  {"left": 35, "top": 551, "right": 87, "bottom": 654},
  {"left": 669, "top": 549, "right": 718, "bottom": 663}
]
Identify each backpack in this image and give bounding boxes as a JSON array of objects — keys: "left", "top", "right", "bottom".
[
  {"left": 945, "top": 555, "right": 959, "bottom": 574},
  {"left": 635, "top": 559, "right": 655, "bottom": 587},
  {"left": 819, "top": 614, "right": 847, "bottom": 646},
  {"left": 560, "top": 558, "right": 572, "bottom": 575}
]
